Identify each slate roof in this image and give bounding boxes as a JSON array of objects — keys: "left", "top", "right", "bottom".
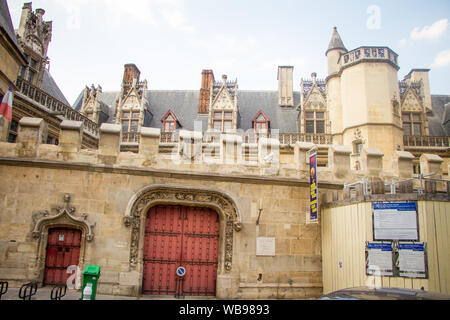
[
  {"left": 0, "top": 0, "right": 20, "bottom": 50},
  {"left": 41, "top": 69, "right": 71, "bottom": 106},
  {"left": 326, "top": 27, "right": 347, "bottom": 55},
  {"left": 428, "top": 95, "right": 450, "bottom": 136},
  {"left": 73, "top": 90, "right": 301, "bottom": 133},
  {"left": 73, "top": 88, "right": 450, "bottom": 137}
]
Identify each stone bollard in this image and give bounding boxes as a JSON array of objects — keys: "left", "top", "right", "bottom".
[
  {"left": 59, "top": 120, "right": 83, "bottom": 154},
  {"left": 99, "top": 123, "right": 121, "bottom": 164},
  {"left": 258, "top": 137, "right": 280, "bottom": 167},
  {"left": 294, "top": 141, "right": 315, "bottom": 171},
  {"left": 178, "top": 130, "right": 202, "bottom": 163},
  {"left": 17, "top": 117, "right": 47, "bottom": 158},
  {"left": 328, "top": 145, "right": 352, "bottom": 180},
  {"left": 361, "top": 148, "right": 384, "bottom": 177},
  {"left": 392, "top": 150, "right": 415, "bottom": 179},
  {"left": 139, "top": 127, "right": 161, "bottom": 157},
  {"left": 420, "top": 154, "right": 444, "bottom": 193},
  {"left": 220, "top": 134, "right": 243, "bottom": 164}
]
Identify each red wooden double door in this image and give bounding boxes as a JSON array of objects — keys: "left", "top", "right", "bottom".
[
  {"left": 44, "top": 228, "right": 81, "bottom": 285},
  {"left": 143, "top": 205, "right": 220, "bottom": 296}
]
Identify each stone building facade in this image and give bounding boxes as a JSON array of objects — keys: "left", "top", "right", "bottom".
[{"left": 0, "top": 1, "right": 449, "bottom": 299}]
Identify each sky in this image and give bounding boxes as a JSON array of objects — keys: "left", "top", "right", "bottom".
[{"left": 7, "top": 0, "right": 450, "bottom": 106}]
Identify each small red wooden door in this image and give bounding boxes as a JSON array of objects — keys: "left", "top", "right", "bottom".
[
  {"left": 142, "top": 205, "right": 219, "bottom": 296},
  {"left": 44, "top": 228, "right": 81, "bottom": 286}
]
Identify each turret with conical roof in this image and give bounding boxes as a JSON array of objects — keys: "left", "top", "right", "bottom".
[
  {"left": 326, "top": 27, "right": 347, "bottom": 55},
  {"left": 326, "top": 27, "right": 347, "bottom": 76}
]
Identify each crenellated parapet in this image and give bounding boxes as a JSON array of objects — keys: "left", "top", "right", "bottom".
[{"left": 0, "top": 118, "right": 448, "bottom": 194}]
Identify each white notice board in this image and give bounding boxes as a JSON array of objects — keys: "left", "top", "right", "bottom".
[
  {"left": 373, "top": 203, "right": 419, "bottom": 241},
  {"left": 256, "top": 237, "right": 276, "bottom": 256},
  {"left": 366, "top": 242, "right": 394, "bottom": 276},
  {"left": 398, "top": 243, "right": 427, "bottom": 279}
]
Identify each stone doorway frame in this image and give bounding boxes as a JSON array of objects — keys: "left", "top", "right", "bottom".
[
  {"left": 123, "top": 185, "right": 243, "bottom": 296},
  {"left": 31, "top": 194, "right": 95, "bottom": 287}
]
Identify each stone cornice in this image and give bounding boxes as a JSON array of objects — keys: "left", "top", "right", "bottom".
[{"left": 0, "top": 157, "right": 344, "bottom": 190}]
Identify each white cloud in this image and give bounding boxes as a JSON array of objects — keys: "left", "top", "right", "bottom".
[
  {"left": 100, "top": 0, "right": 157, "bottom": 26},
  {"left": 410, "top": 18, "right": 448, "bottom": 41},
  {"left": 46, "top": 0, "right": 194, "bottom": 31},
  {"left": 430, "top": 49, "right": 450, "bottom": 68},
  {"left": 399, "top": 38, "right": 407, "bottom": 47}
]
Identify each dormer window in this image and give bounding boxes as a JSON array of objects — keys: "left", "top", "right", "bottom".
[
  {"left": 213, "top": 111, "right": 233, "bottom": 132},
  {"left": 402, "top": 112, "right": 422, "bottom": 136},
  {"left": 162, "top": 110, "right": 178, "bottom": 132},
  {"left": 253, "top": 110, "right": 270, "bottom": 133},
  {"left": 305, "top": 111, "right": 325, "bottom": 134}
]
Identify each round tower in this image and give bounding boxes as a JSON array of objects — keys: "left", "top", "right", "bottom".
[
  {"left": 326, "top": 27, "right": 347, "bottom": 143},
  {"left": 326, "top": 27, "right": 347, "bottom": 76}
]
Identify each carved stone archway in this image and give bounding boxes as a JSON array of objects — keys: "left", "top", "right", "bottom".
[
  {"left": 123, "top": 185, "right": 242, "bottom": 274},
  {"left": 31, "top": 194, "right": 96, "bottom": 286}
]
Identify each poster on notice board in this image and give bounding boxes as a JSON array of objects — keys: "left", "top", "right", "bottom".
[{"left": 373, "top": 203, "right": 418, "bottom": 241}]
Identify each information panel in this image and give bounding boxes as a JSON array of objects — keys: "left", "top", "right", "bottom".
[
  {"left": 366, "top": 242, "right": 394, "bottom": 276},
  {"left": 373, "top": 203, "right": 419, "bottom": 241},
  {"left": 256, "top": 237, "right": 276, "bottom": 257},
  {"left": 398, "top": 243, "right": 427, "bottom": 279}
]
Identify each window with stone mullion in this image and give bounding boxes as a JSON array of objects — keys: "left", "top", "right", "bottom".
[
  {"left": 305, "top": 111, "right": 325, "bottom": 134},
  {"left": 122, "top": 111, "right": 139, "bottom": 133},
  {"left": 213, "top": 111, "right": 232, "bottom": 132},
  {"left": 402, "top": 112, "right": 422, "bottom": 136}
]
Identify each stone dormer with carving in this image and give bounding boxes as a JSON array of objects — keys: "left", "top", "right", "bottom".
[
  {"left": 399, "top": 80, "right": 429, "bottom": 136},
  {"left": 299, "top": 73, "right": 330, "bottom": 135},
  {"left": 115, "top": 64, "right": 149, "bottom": 136},
  {"left": 80, "top": 85, "right": 104, "bottom": 124},
  {"left": 208, "top": 75, "right": 239, "bottom": 132},
  {"left": 16, "top": 2, "right": 52, "bottom": 87}
]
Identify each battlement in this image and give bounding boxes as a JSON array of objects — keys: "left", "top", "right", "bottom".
[
  {"left": 1, "top": 117, "right": 449, "bottom": 196},
  {"left": 339, "top": 46, "right": 399, "bottom": 71}
]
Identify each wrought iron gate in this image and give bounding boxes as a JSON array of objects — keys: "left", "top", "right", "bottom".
[{"left": 142, "top": 205, "right": 219, "bottom": 296}]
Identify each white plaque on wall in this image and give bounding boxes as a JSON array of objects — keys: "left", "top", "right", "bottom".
[{"left": 256, "top": 237, "right": 276, "bottom": 256}]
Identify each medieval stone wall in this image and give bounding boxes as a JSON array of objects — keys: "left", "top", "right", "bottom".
[{"left": 0, "top": 117, "right": 447, "bottom": 299}]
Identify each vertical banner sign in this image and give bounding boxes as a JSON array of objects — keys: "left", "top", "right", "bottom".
[{"left": 309, "top": 153, "right": 318, "bottom": 222}]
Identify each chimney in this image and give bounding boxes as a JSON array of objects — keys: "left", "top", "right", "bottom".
[
  {"left": 278, "top": 66, "right": 294, "bottom": 107},
  {"left": 123, "top": 64, "right": 141, "bottom": 85},
  {"left": 198, "top": 69, "right": 215, "bottom": 114},
  {"left": 35, "top": 8, "right": 45, "bottom": 19},
  {"left": 18, "top": 3, "right": 32, "bottom": 39}
]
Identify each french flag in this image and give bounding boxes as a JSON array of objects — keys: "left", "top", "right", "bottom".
[{"left": 0, "top": 85, "right": 13, "bottom": 123}]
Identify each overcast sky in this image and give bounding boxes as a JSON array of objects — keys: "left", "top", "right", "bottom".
[{"left": 7, "top": 0, "right": 450, "bottom": 105}]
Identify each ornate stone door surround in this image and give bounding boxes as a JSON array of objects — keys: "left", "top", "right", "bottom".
[
  {"left": 123, "top": 185, "right": 243, "bottom": 281},
  {"left": 31, "top": 194, "right": 95, "bottom": 286}
]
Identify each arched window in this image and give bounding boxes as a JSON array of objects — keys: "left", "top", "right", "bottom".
[{"left": 253, "top": 110, "right": 270, "bottom": 133}]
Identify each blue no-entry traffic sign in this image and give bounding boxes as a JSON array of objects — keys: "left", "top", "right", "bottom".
[{"left": 176, "top": 266, "right": 186, "bottom": 277}]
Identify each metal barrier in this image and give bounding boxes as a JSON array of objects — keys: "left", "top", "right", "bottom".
[
  {"left": 0, "top": 281, "right": 8, "bottom": 300},
  {"left": 19, "top": 281, "right": 38, "bottom": 301},
  {"left": 51, "top": 284, "right": 67, "bottom": 300},
  {"left": 344, "top": 173, "right": 450, "bottom": 197}
]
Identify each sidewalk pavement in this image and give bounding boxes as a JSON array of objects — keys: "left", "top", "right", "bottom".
[
  {"left": 0, "top": 286, "right": 217, "bottom": 300},
  {"left": 1, "top": 287, "right": 138, "bottom": 300}
]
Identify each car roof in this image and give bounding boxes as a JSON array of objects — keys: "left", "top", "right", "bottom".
[{"left": 320, "top": 287, "right": 450, "bottom": 300}]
